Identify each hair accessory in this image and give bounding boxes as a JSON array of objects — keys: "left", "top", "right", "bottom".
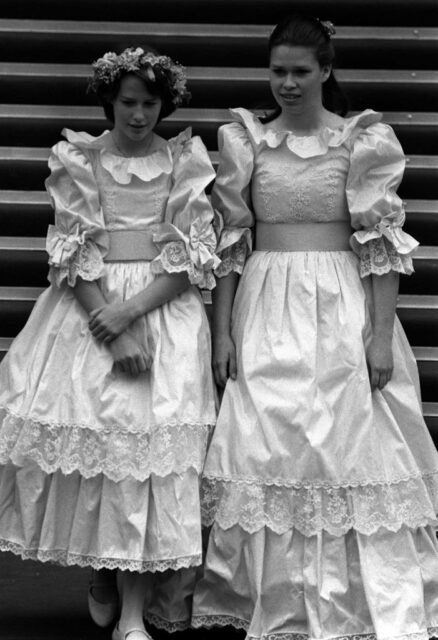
[
  {"left": 317, "top": 19, "right": 336, "bottom": 38},
  {"left": 89, "top": 47, "right": 190, "bottom": 106}
]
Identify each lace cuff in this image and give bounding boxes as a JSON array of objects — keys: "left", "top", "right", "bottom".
[
  {"left": 48, "top": 239, "right": 105, "bottom": 287},
  {"left": 151, "top": 213, "right": 220, "bottom": 290},
  {"left": 357, "top": 236, "right": 414, "bottom": 278},
  {"left": 215, "top": 228, "right": 252, "bottom": 277}
]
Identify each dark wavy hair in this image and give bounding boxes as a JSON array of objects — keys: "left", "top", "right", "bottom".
[
  {"left": 262, "top": 14, "right": 349, "bottom": 122},
  {"left": 93, "top": 47, "right": 188, "bottom": 124}
]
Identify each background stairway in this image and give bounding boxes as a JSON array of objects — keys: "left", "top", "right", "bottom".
[{"left": 0, "top": 0, "right": 437, "bottom": 446}]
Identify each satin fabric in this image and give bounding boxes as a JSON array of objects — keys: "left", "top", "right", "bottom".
[{"left": 192, "top": 109, "right": 438, "bottom": 639}]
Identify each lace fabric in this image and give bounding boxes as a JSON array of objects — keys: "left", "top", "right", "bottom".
[
  {"left": 357, "top": 236, "right": 414, "bottom": 278},
  {"left": 192, "top": 615, "right": 438, "bottom": 640},
  {"left": 49, "top": 239, "right": 105, "bottom": 288},
  {"left": 0, "top": 406, "right": 213, "bottom": 482},
  {"left": 0, "top": 538, "right": 201, "bottom": 573},
  {"left": 151, "top": 239, "right": 216, "bottom": 290},
  {"left": 201, "top": 473, "right": 438, "bottom": 536},
  {"left": 215, "top": 236, "right": 250, "bottom": 277},
  {"left": 145, "top": 612, "right": 191, "bottom": 633}
]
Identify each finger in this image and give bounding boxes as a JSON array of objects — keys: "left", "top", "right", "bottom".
[
  {"left": 213, "top": 362, "right": 225, "bottom": 388},
  {"left": 88, "top": 308, "right": 100, "bottom": 318},
  {"left": 370, "top": 368, "right": 380, "bottom": 391},
  {"left": 229, "top": 349, "right": 237, "bottom": 381}
]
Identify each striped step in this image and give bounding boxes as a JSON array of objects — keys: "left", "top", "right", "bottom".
[
  {"left": 1, "top": 0, "right": 437, "bottom": 26},
  {"left": 0, "top": 20, "right": 436, "bottom": 69},
  {"left": 0, "top": 64, "right": 437, "bottom": 111}
]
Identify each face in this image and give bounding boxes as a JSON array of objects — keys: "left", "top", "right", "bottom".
[
  {"left": 269, "top": 45, "right": 331, "bottom": 114},
  {"left": 111, "top": 74, "right": 162, "bottom": 144}
]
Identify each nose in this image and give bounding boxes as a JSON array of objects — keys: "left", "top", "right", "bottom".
[
  {"left": 132, "top": 105, "right": 146, "bottom": 122},
  {"left": 283, "top": 73, "right": 296, "bottom": 89}
]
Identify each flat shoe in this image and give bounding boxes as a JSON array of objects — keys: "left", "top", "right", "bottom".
[
  {"left": 112, "top": 624, "right": 152, "bottom": 640},
  {"left": 88, "top": 584, "right": 118, "bottom": 628}
]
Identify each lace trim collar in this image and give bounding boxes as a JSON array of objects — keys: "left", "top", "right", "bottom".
[
  {"left": 61, "top": 127, "right": 192, "bottom": 184},
  {"left": 230, "top": 108, "right": 382, "bottom": 158}
]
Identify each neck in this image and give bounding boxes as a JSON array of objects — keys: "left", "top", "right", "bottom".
[
  {"left": 275, "top": 105, "right": 327, "bottom": 136},
  {"left": 111, "top": 130, "right": 155, "bottom": 157}
]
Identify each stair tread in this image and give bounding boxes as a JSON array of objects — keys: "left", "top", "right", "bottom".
[
  {"left": 1, "top": 62, "right": 438, "bottom": 83},
  {"left": 1, "top": 19, "right": 437, "bottom": 41}
]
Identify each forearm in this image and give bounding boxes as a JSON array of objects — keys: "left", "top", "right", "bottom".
[
  {"left": 72, "top": 277, "right": 107, "bottom": 314},
  {"left": 212, "top": 272, "right": 240, "bottom": 336},
  {"left": 124, "top": 271, "right": 191, "bottom": 321},
  {"left": 371, "top": 270, "right": 399, "bottom": 340}
]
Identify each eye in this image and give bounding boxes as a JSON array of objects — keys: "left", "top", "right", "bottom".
[{"left": 270, "top": 67, "right": 285, "bottom": 76}]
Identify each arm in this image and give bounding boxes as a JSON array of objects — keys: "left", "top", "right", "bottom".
[
  {"left": 212, "top": 272, "right": 240, "bottom": 387},
  {"left": 88, "top": 271, "right": 190, "bottom": 342},
  {"left": 366, "top": 270, "right": 399, "bottom": 390}
]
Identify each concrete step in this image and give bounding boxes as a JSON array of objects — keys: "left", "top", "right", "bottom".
[
  {"left": 1, "top": 0, "right": 437, "bottom": 26},
  {"left": 0, "top": 20, "right": 436, "bottom": 69},
  {"left": 0, "top": 64, "right": 437, "bottom": 112}
]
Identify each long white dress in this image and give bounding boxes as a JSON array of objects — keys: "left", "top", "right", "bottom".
[
  {"left": 192, "top": 108, "right": 438, "bottom": 640},
  {"left": 0, "top": 127, "right": 217, "bottom": 597}
]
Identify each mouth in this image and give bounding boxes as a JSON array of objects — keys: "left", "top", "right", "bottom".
[
  {"left": 280, "top": 94, "right": 301, "bottom": 103},
  {"left": 129, "top": 124, "right": 147, "bottom": 132}
]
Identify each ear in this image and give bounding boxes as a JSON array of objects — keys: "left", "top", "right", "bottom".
[{"left": 321, "top": 65, "right": 332, "bottom": 83}]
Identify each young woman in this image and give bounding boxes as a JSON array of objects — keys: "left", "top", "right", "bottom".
[
  {"left": 0, "top": 47, "right": 217, "bottom": 640},
  {"left": 192, "top": 15, "right": 438, "bottom": 640}
]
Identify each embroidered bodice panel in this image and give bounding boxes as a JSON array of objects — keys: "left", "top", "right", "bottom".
[
  {"left": 251, "top": 144, "right": 351, "bottom": 224},
  {"left": 94, "top": 161, "right": 171, "bottom": 231}
]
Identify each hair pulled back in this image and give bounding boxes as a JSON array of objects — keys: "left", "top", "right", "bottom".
[{"left": 263, "top": 14, "right": 349, "bottom": 121}]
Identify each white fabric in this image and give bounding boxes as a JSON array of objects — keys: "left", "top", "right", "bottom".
[
  {"left": 0, "top": 128, "right": 217, "bottom": 574},
  {"left": 193, "top": 109, "right": 438, "bottom": 639}
]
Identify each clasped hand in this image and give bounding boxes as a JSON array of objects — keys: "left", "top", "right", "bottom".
[
  {"left": 366, "top": 336, "right": 393, "bottom": 391},
  {"left": 89, "top": 302, "right": 133, "bottom": 342},
  {"left": 213, "top": 332, "right": 237, "bottom": 387}
]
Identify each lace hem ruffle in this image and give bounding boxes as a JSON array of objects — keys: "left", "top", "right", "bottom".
[
  {"left": 145, "top": 612, "right": 190, "bottom": 633},
  {"left": 192, "top": 615, "right": 438, "bottom": 640},
  {"left": 357, "top": 236, "right": 414, "bottom": 278},
  {"left": 215, "top": 235, "right": 250, "bottom": 277},
  {"left": 0, "top": 539, "right": 201, "bottom": 573},
  {"left": 151, "top": 240, "right": 216, "bottom": 290},
  {"left": 201, "top": 473, "right": 438, "bottom": 536},
  {"left": 0, "top": 406, "right": 213, "bottom": 482}
]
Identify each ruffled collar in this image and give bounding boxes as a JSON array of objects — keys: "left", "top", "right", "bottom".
[
  {"left": 230, "top": 108, "right": 382, "bottom": 158},
  {"left": 62, "top": 127, "right": 192, "bottom": 184}
]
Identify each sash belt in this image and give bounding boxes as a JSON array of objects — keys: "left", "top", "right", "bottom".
[
  {"left": 255, "top": 221, "right": 352, "bottom": 252},
  {"left": 104, "top": 230, "right": 159, "bottom": 262}
]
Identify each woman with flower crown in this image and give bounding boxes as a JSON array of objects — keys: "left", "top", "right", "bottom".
[
  {"left": 192, "top": 14, "right": 438, "bottom": 640},
  {"left": 0, "top": 47, "right": 218, "bottom": 640}
]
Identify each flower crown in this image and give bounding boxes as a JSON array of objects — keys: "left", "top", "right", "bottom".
[
  {"left": 88, "top": 47, "right": 190, "bottom": 106},
  {"left": 317, "top": 19, "right": 336, "bottom": 39}
]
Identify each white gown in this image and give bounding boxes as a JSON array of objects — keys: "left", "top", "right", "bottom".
[
  {"left": 192, "top": 108, "right": 438, "bottom": 640},
  {"left": 0, "top": 127, "right": 217, "bottom": 590}
]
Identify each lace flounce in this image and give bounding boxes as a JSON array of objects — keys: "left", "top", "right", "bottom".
[
  {"left": 145, "top": 612, "right": 191, "bottom": 633},
  {"left": 357, "top": 236, "right": 414, "bottom": 277},
  {"left": 201, "top": 473, "right": 438, "bottom": 536},
  {"left": 230, "top": 108, "right": 382, "bottom": 159},
  {"left": 214, "top": 223, "right": 253, "bottom": 277},
  {"left": 62, "top": 127, "right": 192, "bottom": 185},
  {"left": 0, "top": 406, "right": 213, "bottom": 482},
  {"left": 0, "top": 539, "right": 201, "bottom": 573},
  {"left": 192, "top": 615, "right": 438, "bottom": 640}
]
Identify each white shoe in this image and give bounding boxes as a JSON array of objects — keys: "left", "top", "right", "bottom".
[{"left": 112, "top": 624, "right": 152, "bottom": 640}]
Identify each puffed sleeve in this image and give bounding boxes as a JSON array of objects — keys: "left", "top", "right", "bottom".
[
  {"left": 45, "top": 141, "right": 108, "bottom": 287},
  {"left": 212, "top": 122, "right": 255, "bottom": 277},
  {"left": 346, "top": 122, "right": 418, "bottom": 278},
  {"left": 151, "top": 132, "right": 219, "bottom": 290}
]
